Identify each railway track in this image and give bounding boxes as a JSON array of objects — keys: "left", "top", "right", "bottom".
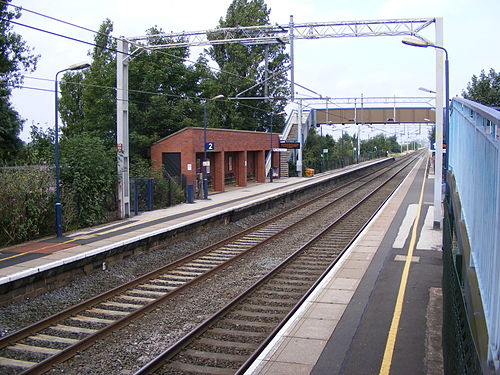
[
  {"left": 135, "top": 152, "right": 422, "bottom": 374},
  {"left": 0, "top": 154, "right": 420, "bottom": 374}
]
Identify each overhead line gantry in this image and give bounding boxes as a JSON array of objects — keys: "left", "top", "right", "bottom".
[{"left": 116, "top": 17, "right": 441, "bottom": 220}]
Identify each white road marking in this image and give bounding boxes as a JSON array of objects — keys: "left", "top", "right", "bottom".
[
  {"left": 392, "top": 204, "right": 418, "bottom": 249},
  {"left": 394, "top": 255, "right": 419, "bottom": 262},
  {"left": 416, "top": 206, "right": 442, "bottom": 251}
]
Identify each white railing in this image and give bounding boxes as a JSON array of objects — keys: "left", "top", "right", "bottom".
[
  {"left": 265, "top": 109, "right": 315, "bottom": 177},
  {"left": 450, "top": 97, "right": 500, "bottom": 368}
]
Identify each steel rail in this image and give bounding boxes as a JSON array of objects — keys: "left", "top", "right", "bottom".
[
  {"left": 134, "top": 152, "right": 422, "bottom": 374},
  {"left": 0, "top": 163, "right": 377, "bottom": 346},
  {"left": 236, "top": 153, "right": 422, "bottom": 374},
  {"left": 1, "top": 161, "right": 388, "bottom": 347},
  {"left": 0, "top": 160, "right": 394, "bottom": 374}
]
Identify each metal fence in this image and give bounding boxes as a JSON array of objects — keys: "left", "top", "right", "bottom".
[
  {"left": 443, "top": 199, "right": 482, "bottom": 374},
  {"left": 302, "top": 152, "right": 381, "bottom": 174},
  {"left": 448, "top": 98, "right": 500, "bottom": 371},
  {"left": 130, "top": 178, "right": 153, "bottom": 215},
  {"left": 129, "top": 175, "right": 186, "bottom": 216}
]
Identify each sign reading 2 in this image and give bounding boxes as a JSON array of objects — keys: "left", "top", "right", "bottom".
[{"left": 205, "top": 142, "right": 215, "bottom": 151}]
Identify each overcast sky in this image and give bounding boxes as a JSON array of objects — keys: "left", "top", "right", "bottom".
[{"left": 10, "top": 0, "right": 500, "bottom": 143}]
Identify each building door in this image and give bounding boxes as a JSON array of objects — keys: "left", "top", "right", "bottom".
[{"left": 162, "top": 152, "right": 181, "bottom": 179}]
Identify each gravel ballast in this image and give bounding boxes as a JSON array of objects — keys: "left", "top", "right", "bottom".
[{"left": 0, "top": 164, "right": 392, "bottom": 374}]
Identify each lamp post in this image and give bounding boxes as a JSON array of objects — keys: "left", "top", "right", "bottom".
[
  {"left": 54, "top": 62, "right": 90, "bottom": 238},
  {"left": 403, "top": 36, "right": 449, "bottom": 229},
  {"left": 202, "top": 94, "right": 224, "bottom": 199},
  {"left": 341, "top": 127, "right": 344, "bottom": 167},
  {"left": 402, "top": 37, "right": 449, "bottom": 175},
  {"left": 270, "top": 111, "right": 286, "bottom": 182}
]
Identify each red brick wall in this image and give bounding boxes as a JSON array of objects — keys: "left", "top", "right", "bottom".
[
  {"left": 213, "top": 151, "right": 224, "bottom": 192},
  {"left": 255, "top": 150, "right": 265, "bottom": 183},
  {"left": 236, "top": 151, "right": 247, "bottom": 187},
  {"left": 150, "top": 128, "right": 281, "bottom": 191}
]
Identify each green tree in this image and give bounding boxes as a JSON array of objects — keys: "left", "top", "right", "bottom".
[
  {"left": 338, "top": 131, "right": 355, "bottom": 160},
  {"left": 0, "top": 1, "right": 39, "bottom": 162},
  {"left": 303, "top": 127, "right": 360, "bottom": 171},
  {"left": 302, "top": 128, "right": 322, "bottom": 169},
  {"left": 59, "top": 19, "right": 116, "bottom": 147},
  {"left": 59, "top": 20, "right": 207, "bottom": 160},
  {"left": 462, "top": 68, "right": 500, "bottom": 107},
  {"left": 128, "top": 26, "right": 206, "bottom": 159},
  {"left": 58, "top": 4, "right": 290, "bottom": 162},
  {"left": 24, "top": 124, "right": 55, "bottom": 164},
  {"left": 206, "top": 0, "right": 289, "bottom": 132},
  {"left": 360, "top": 134, "right": 399, "bottom": 155},
  {"left": 428, "top": 126, "right": 435, "bottom": 144}
]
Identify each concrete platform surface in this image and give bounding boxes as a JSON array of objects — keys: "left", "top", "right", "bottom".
[
  {"left": 245, "top": 155, "right": 444, "bottom": 375},
  {"left": 0, "top": 159, "right": 381, "bottom": 286}
]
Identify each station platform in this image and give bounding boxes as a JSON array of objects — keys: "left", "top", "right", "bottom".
[
  {"left": 245, "top": 155, "right": 444, "bottom": 374},
  {"left": 0, "top": 159, "right": 384, "bottom": 300},
  {"left": 0, "top": 154, "right": 444, "bottom": 374}
]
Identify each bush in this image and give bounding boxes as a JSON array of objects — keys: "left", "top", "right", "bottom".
[
  {"left": 60, "top": 134, "right": 117, "bottom": 229},
  {"left": 153, "top": 169, "right": 185, "bottom": 208},
  {"left": 0, "top": 165, "right": 55, "bottom": 246},
  {"left": 0, "top": 143, "right": 188, "bottom": 247}
]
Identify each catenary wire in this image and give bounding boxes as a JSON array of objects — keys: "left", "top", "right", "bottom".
[
  {"left": 3, "top": 18, "right": 129, "bottom": 56},
  {"left": 10, "top": 82, "right": 284, "bottom": 117},
  {"left": 4, "top": 0, "right": 343, "bottom": 130},
  {"left": 3, "top": 1, "right": 325, "bottom": 101},
  {"left": 5, "top": 16, "right": 293, "bottom": 104},
  {"left": 0, "top": 0, "right": 110, "bottom": 38}
]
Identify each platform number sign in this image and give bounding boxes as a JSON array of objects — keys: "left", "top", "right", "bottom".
[{"left": 205, "top": 142, "right": 215, "bottom": 151}]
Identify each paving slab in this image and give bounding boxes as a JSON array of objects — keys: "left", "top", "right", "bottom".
[
  {"left": 303, "top": 302, "right": 347, "bottom": 321},
  {"left": 325, "top": 277, "right": 359, "bottom": 291},
  {"left": 272, "top": 337, "right": 327, "bottom": 365},
  {"left": 288, "top": 318, "right": 340, "bottom": 340},
  {"left": 257, "top": 360, "right": 313, "bottom": 375}
]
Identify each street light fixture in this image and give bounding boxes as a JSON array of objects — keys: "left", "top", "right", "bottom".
[
  {"left": 202, "top": 94, "right": 224, "bottom": 199},
  {"left": 269, "top": 111, "right": 286, "bottom": 182},
  {"left": 419, "top": 87, "right": 436, "bottom": 94},
  {"left": 54, "top": 61, "right": 90, "bottom": 238}
]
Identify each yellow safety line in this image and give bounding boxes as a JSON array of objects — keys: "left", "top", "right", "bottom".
[
  {"left": 0, "top": 211, "right": 181, "bottom": 263},
  {"left": 0, "top": 161, "right": 405, "bottom": 263},
  {"left": 0, "top": 237, "right": 81, "bottom": 262},
  {"left": 379, "top": 158, "right": 428, "bottom": 375},
  {"left": 1, "top": 173, "right": 313, "bottom": 263}
]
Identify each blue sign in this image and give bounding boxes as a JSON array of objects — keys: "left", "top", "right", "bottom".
[{"left": 205, "top": 142, "right": 214, "bottom": 151}]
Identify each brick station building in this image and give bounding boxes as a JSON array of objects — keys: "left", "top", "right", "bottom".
[{"left": 150, "top": 127, "right": 281, "bottom": 193}]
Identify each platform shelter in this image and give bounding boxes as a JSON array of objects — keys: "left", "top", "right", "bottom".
[{"left": 150, "top": 127, "right": 281, "bottom": 192}]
